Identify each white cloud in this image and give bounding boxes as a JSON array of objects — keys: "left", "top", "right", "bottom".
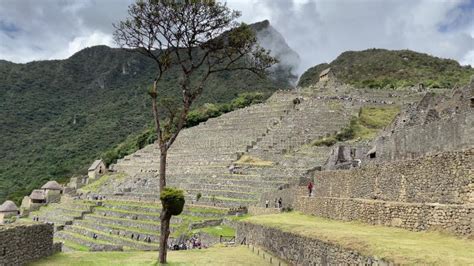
[{"left": 0, "top": 0, "right": 472, "bottom": 73}]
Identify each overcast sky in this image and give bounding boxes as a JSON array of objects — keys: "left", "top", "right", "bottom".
[{"left": 0, "top": 0, "right": 473, "bottom": 74}]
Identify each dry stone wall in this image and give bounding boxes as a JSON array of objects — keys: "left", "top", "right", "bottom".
[
  {"left": 0, "top": 223, "right": 56, "bottom": 266},
  {"left": 313, "top": 149, "right": 473, "bottom": 204},
  {"left": 296, "top": 149, "right": 473, "bottom": 237},
  {"left": 236, "top": 222, "right": 391, "bottom": 265},
  {"left": 296, "top": 197, "right": 472, "bottom": 236},
  {"left": 376, "top": 112, "right": 474, "bottom": 162}
]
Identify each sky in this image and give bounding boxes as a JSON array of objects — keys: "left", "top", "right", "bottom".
[{"left": 0, "top": 0, "right": 473, "bottom": 75}]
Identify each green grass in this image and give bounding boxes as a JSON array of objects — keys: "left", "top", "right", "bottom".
[
  {"left": 31, "top": 246, "right": 273, "bottom": 265},
  {"left": 235, "top": 155, "right": 274, "bottom": 167},
  {"left": 311, "top": 137, "right": 337, "bottom": 147},
  {"left": 79, "top": 174, "right": 124, "bottom": 193},
  {"left": 193, "top": 225, "right": 235, "bottom": 237},
  {"left": 359, "top": 105, "right": 400, "bottom": 129},
  {"left": 312, "top": 105, "right": 400, "bottom": 146},
  {"left": 56, "top": 239, "right": 90, "bottom": 251},
  {"left": 243, "top": 212, "right": 474, "bottom": 265},
  {"left": 102, "top": 200, "right": 161, "bottom": 209},
  {"left": 95, "top": 207, "right": 161, "bottom": 217},
  {"left": 71, "top": 225, "right": 158, "bottom": 248},
  {"left": 76, "top": 220, "right": 160, "bottom": 237}
]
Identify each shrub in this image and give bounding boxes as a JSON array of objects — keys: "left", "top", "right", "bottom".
[
  {"left": 312, "top": 137, "right": 337, "bottom": 147},
  {"left": 160, "top": 187, "right": 185, "bottom": 216}
]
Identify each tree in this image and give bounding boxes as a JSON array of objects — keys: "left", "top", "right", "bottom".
[{"left": 114, "top": 0, "right": 276, "bottom": 263}]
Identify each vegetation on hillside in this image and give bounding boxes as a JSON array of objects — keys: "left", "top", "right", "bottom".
[
  {"left": 298, "top": 49, "right": 474, "bottom": 88},
  {"left": 312, "top": 105, "right": 400, "bottom": 146},
  {"left": 0, "top": 41, "right": 293, "bottom": 204}
]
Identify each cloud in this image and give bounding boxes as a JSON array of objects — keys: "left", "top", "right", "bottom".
[
  {"left": 0, "top": 0, "right": 473, "bottom": 73},
  {"left": 227, "top": 0, "right": 474, "bottom": 72},
  {"left": 0, "top": 0, "right": 132, "bottom": 62}
]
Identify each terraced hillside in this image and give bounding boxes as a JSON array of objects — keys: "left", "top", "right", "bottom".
[
  {"left": 29, "top": 198, "right": 231, "bottom": 251},
  {"left": 98, "top": 82, "right": 425, "bottom": 208},
  {"left": 25, "top": 82, "right": 428, "bottom": 251}
]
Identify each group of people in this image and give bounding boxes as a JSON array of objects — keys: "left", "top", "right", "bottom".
[
  {"left": 265, "top": 197, "right": 283, "bottom": 209},
  {"left": 169, "top": 235, "right": 206, "bottom": 250}
]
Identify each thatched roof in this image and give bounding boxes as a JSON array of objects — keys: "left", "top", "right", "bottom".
[
  {"left": 30, "top": 190, "right": 46, "bottom": 200},
  {"left": 41, "top": 180, "right": 62, "bottom": 190},
  {"left": 88, "top": 159, "right": 104, "bottom": 171},
  {"left": 319, "top": 67, "right": 331, "bottom": 77},
  {"left": 0, "top": 200, "right": 18, "bottom": 212}
]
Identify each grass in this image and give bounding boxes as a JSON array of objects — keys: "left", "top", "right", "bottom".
[
  {"left": 243, "top": 212, "right": 474, "bottom": 265},
  {"left": 312, "top": 105, "right": 400, "bottom": 146},
  {"left": 235, "top": 155, "right": 274, "bottom": 167},
  {"left": 311, "top": 137, "right": 337, "bottom": 147},
  {"left": 56, "top": 239, "right": 90, "bottom": 251},
  {"left": 193, "top": 225, "right": 236, "bottom": 237},
  {"left": 78, "top": 174, "right": 123, "bottom": 193},
  {"left": 31, "top": 246, "right": 272, "bottom": 266}
]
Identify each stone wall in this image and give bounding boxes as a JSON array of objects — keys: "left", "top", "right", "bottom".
[
  {"left": 0, "top": 223, "right": 55, "bottom": 265},
  {"left": 236, "top": 222, "right": 391, "bottom": 265},
  {"left": 376, "top": 111, "right": 474, "bottom": 162},
  {"left": 296, "top": 149, "right": 474, "bottom": 237},
  {"left": 313, "top": 149, "right": 473, "bottom": 205},
  {"left": 295, "top": 197, "right": 472, "bottom": 236}
]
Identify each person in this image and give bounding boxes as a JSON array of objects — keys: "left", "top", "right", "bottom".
[
  {"left": 265, "top": 199, "right": 269, "bottom": 208},
  {"left": 278, "top": 197, "right": 282, "bottom": 209},
  {"left": 307, "top": 181, "right": 314, "bottom": 197}
]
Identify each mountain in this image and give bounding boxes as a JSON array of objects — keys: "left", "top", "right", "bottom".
[
  {"left": 298, "top": 49, "right": 474, "bottom": 88},
  {"left": 0, "top": 21, "right": 297, "bottom": 203}
]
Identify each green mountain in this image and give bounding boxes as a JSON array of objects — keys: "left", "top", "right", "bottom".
[
  {"left": 298, "top": 49, "right": 474, "bottom": 88},
  {"left": 0, "top": 22, "right": 297, "bottom": 203}
]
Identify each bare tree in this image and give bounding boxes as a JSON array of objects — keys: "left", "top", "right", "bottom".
[{"left": 114, "top": 0, "right": 276, "bottom": 263}]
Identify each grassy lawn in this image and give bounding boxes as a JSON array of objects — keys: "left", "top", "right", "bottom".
[
  {"left": 30, "top": 246, "right": 271, "bottom": 266},
  {"left": 243, "top": 212, "right": 474, "bottom": 265},
  {"left": 193, "top": 225, "right": 235, "bottom": 237}
]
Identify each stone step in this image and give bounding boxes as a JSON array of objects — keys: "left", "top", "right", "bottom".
[
  {"left": 63, "top": 225, "right": 158, "bottom": 250},
  {"left": 72, "top": 219, "right": 161, "bottom": 243},
  {"left": 55, "top": 230, "right": 113, "bottom": 249},
  {"left": 83, "top": 214, "right": 161, "bottom": 232}
]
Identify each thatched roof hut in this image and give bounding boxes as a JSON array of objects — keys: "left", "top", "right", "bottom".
[
  {"left": 0, "top": 201, "right": 18, "bottom": 213},
  {"left": 41, "top": 181, "right": 62, "bottom": 190}
]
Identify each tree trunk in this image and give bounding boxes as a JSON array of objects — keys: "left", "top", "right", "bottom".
[
  {"left": 158, "top": 147, "right": 169, "bottom": 263},
  {"left": 159, "top": 148, "right": 167, "bottom": 189},
  {"left": 159, "top": 210, "right": 171, "bottom": 264}
]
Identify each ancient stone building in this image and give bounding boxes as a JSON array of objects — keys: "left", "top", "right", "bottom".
[
  {"left": 41, "top": 181, "right": 63, "bottom": 203},
  {"left": 88, "top": 159, "right": 106, "bottom": 180},
  {"left": 0, "top": 201, "right": 19, "bottom": 224},
  {"left": 319, "top": 67, "right": 331, "bottom": 81}
]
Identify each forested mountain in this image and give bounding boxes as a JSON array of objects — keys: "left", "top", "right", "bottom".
[
  {"left": 0, "top": 21, "right": 298, "bottom": 203},
  {"left": 298, "top": 49, "right": 474, "bottom": 88}
]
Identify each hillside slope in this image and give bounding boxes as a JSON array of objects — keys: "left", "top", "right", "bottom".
[
  {"left": 298, "top": 49, "right": 474, "bottom": 88},
  {"left": 0, "top": 22, "right": 297, "bottom": 203}
]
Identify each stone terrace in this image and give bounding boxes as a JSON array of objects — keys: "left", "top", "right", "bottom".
[
  {"left": 295, "top": 148, "right": 474, "bottom": 237},
  {"left": 29, "top": 198, "right": 229, "bottom": 251},
  {"left": 108, "top": 86, "right": 424, "bottom": 208}
]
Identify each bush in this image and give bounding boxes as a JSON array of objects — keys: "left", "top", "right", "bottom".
[
  {"left": 312, "top": 137, "right": 337, "bottom": 147},
  {"left": 160, "top": 187, "right": 185, "bottom": 216}
]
